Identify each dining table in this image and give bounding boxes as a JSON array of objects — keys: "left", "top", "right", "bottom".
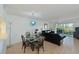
[{"left": 26, "top": 35, "right": 41, "bottom": 53}]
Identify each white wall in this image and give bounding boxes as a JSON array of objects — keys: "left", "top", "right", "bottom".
[
  {"left": 5, "top": 14, "right": 48, "bottom": 45},
  {"left": 0, "top": 4, "right": 4, "bottom": 17},
  {"left": 0, "top": 5, "right": 7, "bottom": 53},
  {"left": 0, "top": 40, "right": 6, "bottom": 53}
]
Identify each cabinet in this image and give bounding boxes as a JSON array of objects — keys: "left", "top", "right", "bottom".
[{"left": 73, "top": 27, "right": 79, "bottom": 39}]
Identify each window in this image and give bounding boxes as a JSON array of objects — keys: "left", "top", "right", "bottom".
[
  {"left": 56, "top": 23, "right": 74, "bottom": 35},
  {"left": 44, "top": 23, "right": 48, "bottom": 30}
]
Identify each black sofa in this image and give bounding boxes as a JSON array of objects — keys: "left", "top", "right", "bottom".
[{"left": 42, "top": 30, "right": 65, "bottom": 46}]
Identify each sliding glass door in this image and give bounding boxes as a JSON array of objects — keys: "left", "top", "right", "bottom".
[{"left": 56, "top": 23, "right": 74, "bottom": 36}]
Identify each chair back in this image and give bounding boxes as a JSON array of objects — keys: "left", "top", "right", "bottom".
[
  {"left": 21, "top": 35, "right": 26, "bottom": 43},
  {"left": 38, "top": 36, "right": 44, "bottom": 46},
  {"left": 25, "top": 32, "right": 30, "bottom": 38}
]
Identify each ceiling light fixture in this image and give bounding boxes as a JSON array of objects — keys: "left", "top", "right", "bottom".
[{"left": 31, "top": 12, "right": 37, "bottom": 26}]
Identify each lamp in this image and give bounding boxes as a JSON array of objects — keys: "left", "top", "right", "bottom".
[
  {"left": 31, "top": 12, "right": 37, "bottom": 26},
  {"left": 0, "top": 17, "right": 7, "bottom": 39}
]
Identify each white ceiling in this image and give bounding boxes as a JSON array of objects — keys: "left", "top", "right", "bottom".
[{"left": 4, "top": 4, "right": 79, "bottom": 23}]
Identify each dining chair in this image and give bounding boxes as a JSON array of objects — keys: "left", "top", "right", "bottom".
[
  {"left": 40, "top": 36, "right": 45, "bottom": 51},
  {"left": 38, "top": 36, "right": 45, "bottom": 52},
  {"left": 21, "top": 35, "right": 27, "bottom": 53},
  {"left": 33, "top": 35, "right": 45, "bottom": 54}
]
